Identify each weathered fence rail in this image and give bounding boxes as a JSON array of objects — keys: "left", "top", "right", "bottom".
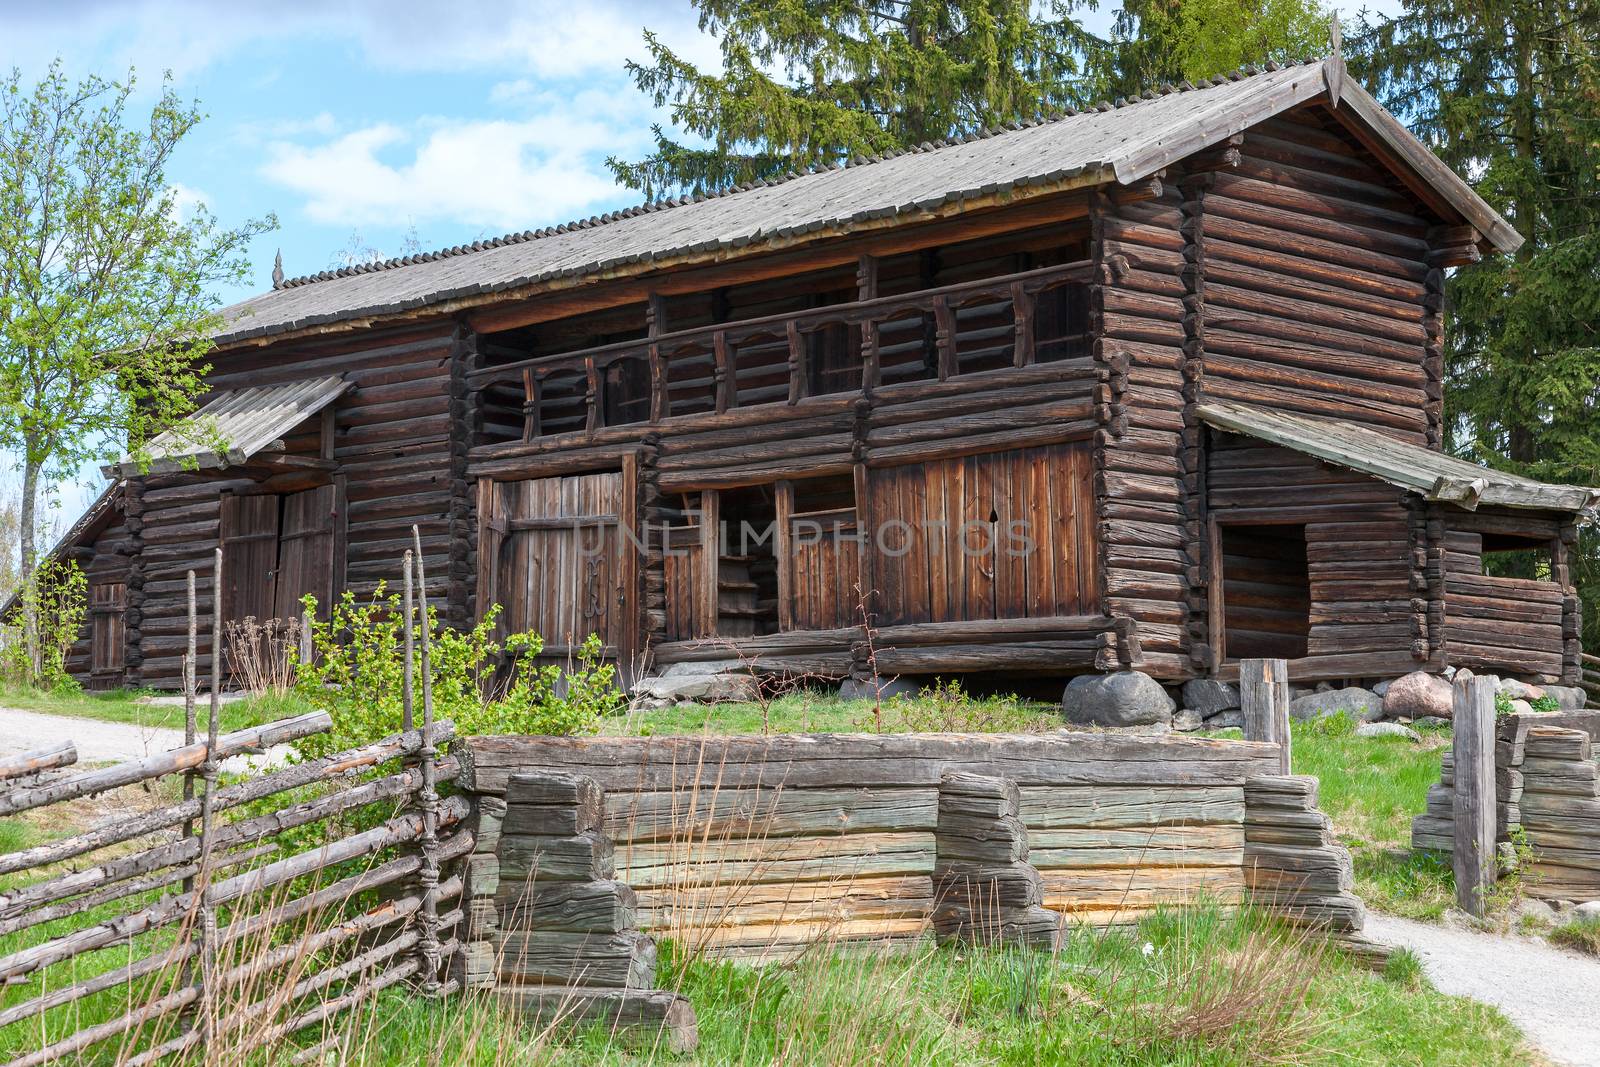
[{"left": 0, "top": 531, "right": 467, "bottom": 1066}]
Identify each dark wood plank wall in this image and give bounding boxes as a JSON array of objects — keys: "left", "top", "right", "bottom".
[
  {"left": 1094, "top": 183, "right": 1192, "bottom": 678},
  {"left": 1198, "top": 108, "right": 1432, "bottom": 442},
  {"left": 124, "top": 322, "right": 461, "bottom": 689},
  {"left": 62, "top": 501, "right": 134, "bottom": 688},
  {"left": 1441, "top": 523, "right": 1571, "bottom": 680},
  {"left": 1207, "top": 435, "right": 1422, "bottom": 672}
]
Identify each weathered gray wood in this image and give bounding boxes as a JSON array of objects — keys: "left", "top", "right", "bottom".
[
  {"left": 1452, "top": 673, "right": 1497, "bottom": 917},
  {"left": 0, "top": 742, "right": 76, "bottom": 783},
  {"left": 0, "top": 720, "right": 453, "bottom": 877},
  {"left": 500, "top": 987, "right": 699, "bottom": 1053},
  {"left": 605, "top": 786, "right": 937, "bottom": 842},
  {"left": 498, "top": 879, "right": 639, "bottom": 932},
  {"left": 495, "top": 929, "right": 657, "bottom": 988},
  {"left": 462, "top": 733, "right": 1280, "bottom": 793},
  {"left": 500, "top": 830, "right": 616, "bottom": 883},
  {"left": 1240, "top": 658, "right": 1291, "bottom": 774},
  {"left": 0, "top": 711, "right": 333, "bottom": 817}
]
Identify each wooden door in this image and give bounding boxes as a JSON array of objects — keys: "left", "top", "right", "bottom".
[
  {"left": 274, "top": 485, "right": 336, "bottom": 622},
  {"left": 219, "top": 494, "right": 280, "bottom": 624},
  {"left": 89, "top": 582, "right": 126, "bottom": 687},
  {"left": 479, "top": 468, "right": 635, "bottom": 665}
]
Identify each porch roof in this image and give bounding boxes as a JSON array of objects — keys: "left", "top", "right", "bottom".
[
  {"left": 104, "top": 374, "right": 351, "bottom": 478},
  {"left": 1197, "top": 400, "right": 1600, "bottom": 516}
]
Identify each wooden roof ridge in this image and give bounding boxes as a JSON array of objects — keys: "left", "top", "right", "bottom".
[
  {"left": 215, "top": 58, "right": 1517, "bottom": 349},
  {"left": 1197, "top": 399, "right": 1600, "bottom": 516},
  {"left": 266, "top": 58, "right": 1326, "bottom": 296}
]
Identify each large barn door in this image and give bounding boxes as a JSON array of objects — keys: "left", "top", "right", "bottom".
[
  {"left": 480, "top": 468, "right": 635, "bottom": 671},
  {"left": 274, "top": 485, "right": 336, "bottom": 622},
  {"left": 219, "top": 494, "right": 280, "bottom": 624}
]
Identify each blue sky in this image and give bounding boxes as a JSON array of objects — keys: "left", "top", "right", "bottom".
[{"left": 3, "top": 0, "right": 1400, "bottom": 523}]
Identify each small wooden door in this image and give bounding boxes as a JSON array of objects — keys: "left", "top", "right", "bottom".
[
  {"left": 89, "top": 581, "right": 126, "bottom": 687},
  {"left": 219, "top": 494, "right": 280, "bottom": 624},
  {"left": 274, "top": 486, "right": 336, "bottom": 621},
  {"left": 479, "top": 467, "right": 636, "bottom": 667}
]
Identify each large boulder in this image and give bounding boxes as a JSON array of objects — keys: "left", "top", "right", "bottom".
[
  {"left": 1289, "top": 686, "right": 1383, "bottom": 723},
  {"left": 1061, "top": 671, "right": 1175, "bottom": 727},
  {"left": 632, "top": 660, "right": 762, "bottom": 705},
  {"left": 1172, "top": 709, "right": 1205, "bottom": 732},
  {"left": 1498, "top": 678, "right": 1546, "bottom": 702},
  {"left": 1382, "top": 671, "right": 1454, "bottom": 721},
  {"left": 1180, "top": 679, "right": 1240, "bottom": 717},
  {"left": 1356, "top": 721, "right": 1421, "bottom": 741},
  {"left": 1542, "top": 684, "right": 1587, "bottom": 710}
]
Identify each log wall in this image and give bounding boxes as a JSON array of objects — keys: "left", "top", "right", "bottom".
[
  {"left": 461, "top": 732, "right": 1369, "bottom": 962},
  {"left": 1206, "top": 434, "right": 1423, "bottom": 676},
  {"left": 125, "top": 323, "right": 461, "bottom": 689}
]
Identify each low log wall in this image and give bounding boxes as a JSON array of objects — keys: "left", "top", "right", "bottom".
[
  {"left": 1411, "top": 710, "right": 1600, "bottom": 902},
  {"left": 456, "top": 730, "right": 1372, "bottom": 1042}
]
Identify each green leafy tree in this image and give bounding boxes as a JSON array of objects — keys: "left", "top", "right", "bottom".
[
  {"left": 611, "top": 1, "right": 1336, "bottom": 198},
  {"left": 0, "top": 61, "right": 274, "bottom": 587},
  {"left": 1353, "top": 3, "right": 1600, "bottom": 641},
  {"left": 1095, "top": 0, "right": 1330, "bottom": 99},
  {"left": 608, "top": 0, "right": 1102, "bottom": 197}
]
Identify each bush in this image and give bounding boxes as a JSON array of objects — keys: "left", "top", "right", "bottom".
[
  {"left": 0, "top": 558, "right": 85, "bottom": 692},
  {"left": 290, "top": 584, "right": 621, "bottom": 758}
]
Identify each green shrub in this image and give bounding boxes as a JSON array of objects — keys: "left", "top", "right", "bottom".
[
  {"left": 1529, "top": 693, "right": 1560, "bottom": 713},
  {"left": 1550, "top": 915, "right": 1600, "bottom": 957},
  {"left": 1494, "top": 689, "right": 1516, "bottom": 717},
  {"left": 289, "top": 584, "right": 621, "bottom": 758},
  {"left": 0, "top": 558, "right": 85, "bottom": 692}
]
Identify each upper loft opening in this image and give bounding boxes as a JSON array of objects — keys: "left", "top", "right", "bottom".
[{"left": 473, "top": 220, "right": 1091, "bottom": 447}]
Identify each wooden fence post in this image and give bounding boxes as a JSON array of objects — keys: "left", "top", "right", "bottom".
[
  {"left": 196, "top": 549, "right": 224, "bottom": 1052},
  {"left": 1452, "top": 672, "right": 1497, "bottom": 917},
  {"left": 407, "top": 530, "right": 444, "bottom": 995},
  {"left": 1240, "top": 658, "right": 1291, "bottom": 775}
]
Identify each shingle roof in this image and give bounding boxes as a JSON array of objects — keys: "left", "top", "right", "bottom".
[
  {"left": 215, "top": 58, "right": 1517, "bottom": 348},
  {"left": 104, "top": 375, "right": 351, "bottom": 477},
  {"left": 1199, "top": 400, "right": 1600, "bottom": 515}
]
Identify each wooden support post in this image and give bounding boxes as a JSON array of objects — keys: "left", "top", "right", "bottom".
[
  {"left": 857, "top": 253, "right": 879, "bottom": 392},
  {"left": 584, "top": 355, "right": 600, "bottom": 434},
  {"left": 196, "top": 549, "right": 224, "bottom": 1053},
  {"left": 712, "top": 331, "right": 731, "bottom": 414},
  {"left": 1452, "top": 672, "right": 1496, "bottom": 917},
  {"left": 933, "top": 296, "right": 957, "bottom": 380},
  {"left": 785, "top": 319, "right": 805, "bottom": 405},
  {"left": 1010, "top": 282, "right": 1033, "bottom": 368},
  {"left": 411, "top": 527, "right": 444, "bottom": 994},
  {"left": 521, "top": 369, "right": 542, "bottom": 441},
  {"left": 1240, "top": 658, "right": 1291, "bottom": 775},
  {"left": 647, "top": 293, "right": 668, "bottom": 422}
]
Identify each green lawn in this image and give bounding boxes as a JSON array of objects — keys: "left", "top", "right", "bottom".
[
  {"left": 318, "top": 906, "right": 1534, "bottom": 1066},
  {"left": 604, "top": 687, "right": 1061, "bottom": 737},
  {"left": 1289, "top": 716, "right": 1457, "bottom": 920}
]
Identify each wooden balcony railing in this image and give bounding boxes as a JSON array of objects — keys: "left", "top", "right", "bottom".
[{"left": 467, "top": 259, "right": 1095, "bottom": 442}]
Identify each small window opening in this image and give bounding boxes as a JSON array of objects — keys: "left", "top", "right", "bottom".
[{"left": 1481, "top": 534, "right": 1555, "bottom": 582}]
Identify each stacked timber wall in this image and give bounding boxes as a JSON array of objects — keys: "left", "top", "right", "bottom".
[
  {"left": 459, "top": 731, "right": 1371, "bottom": 969},
  {"left": 127, "top": 323, "right": 463, "bottom": 688},
  {"left": 1411, "top": 710, "right": 1600, "bottom": 901}
]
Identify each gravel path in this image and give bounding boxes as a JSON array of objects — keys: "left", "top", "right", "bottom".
[
  {"left": 1365, "top": 912, "right": 1600, "bottom": 1066},
  {"left": 0, "top": 706, "right": 291, "bottom": 771}
]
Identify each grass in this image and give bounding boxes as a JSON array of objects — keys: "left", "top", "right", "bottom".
[
  {"left": 0, "top": 684, "right": 314, "bottom": 737},
  {"left": 307, "top": 906, "right": 1534, "bottom": 1066},
  {"left": 604, "top": 686, "right": 1060, "bottom": 737},
  {"left": 1549, "top": 916, "right": 1600, "bottom": 957},
  {"left": 1289, "top": 714, "right": 1458, "bottom": 921}
]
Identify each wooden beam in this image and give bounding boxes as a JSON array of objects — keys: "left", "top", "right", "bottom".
[
  {"left": 1239, "top": 658, "right": 1290, "bottom": 775},
  {"left": 1452, "top": 672, "right": 1497, "bottom": 917}
]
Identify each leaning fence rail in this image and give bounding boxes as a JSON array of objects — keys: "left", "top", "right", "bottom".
[{"left": 0, "top": 533, "right": 467, "bottom": 1066}]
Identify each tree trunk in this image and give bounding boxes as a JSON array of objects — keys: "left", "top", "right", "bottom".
[{"left": 19, "top": 454, "right": 40, "bottom": 681}]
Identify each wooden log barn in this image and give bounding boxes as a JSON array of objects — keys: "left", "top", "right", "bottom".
[{"left": 33, "top": 55, "right": 1600, "bottom": 695}]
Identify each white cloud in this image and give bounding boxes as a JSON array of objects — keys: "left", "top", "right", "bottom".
[
  {"left": 262, "top": 109, "right": 644, "bottom": 231},
  {"left": 4, "top": 0, "right": 718, "bottom": 84}
]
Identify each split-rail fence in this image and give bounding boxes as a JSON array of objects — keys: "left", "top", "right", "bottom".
[{"left": 0, "top": 534, "right": 464, "bottom": 1066}]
